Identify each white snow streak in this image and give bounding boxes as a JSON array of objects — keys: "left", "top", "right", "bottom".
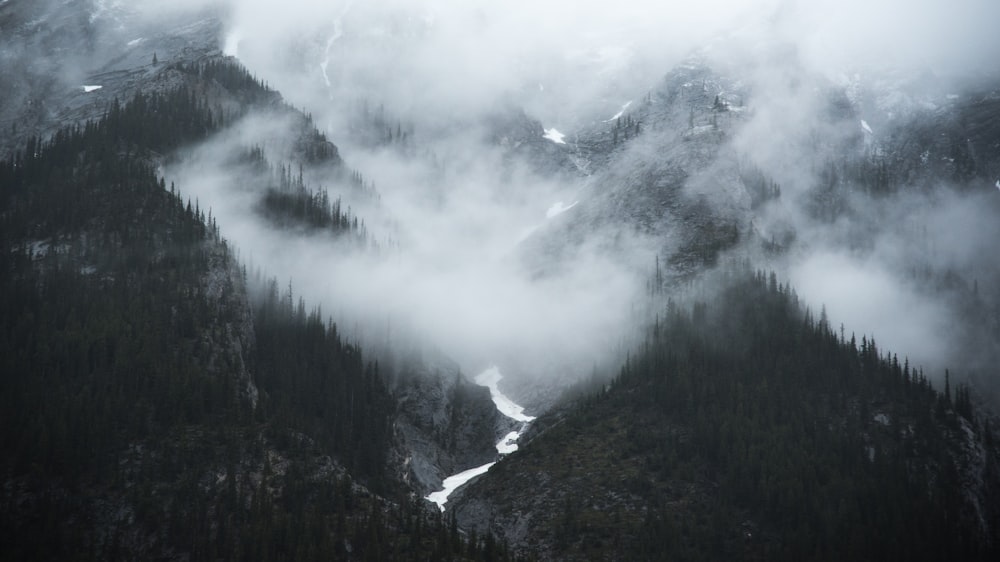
[
  {"left": 475, "top": 366, "right": 536, "bottom": 423},
  {"left": 425, "top": 366, "right": 535, "bottom": 511},
  {"left": 546, "top": 201, "right": 578, "bottom": 218},
  {"left": 82, "top": 85, "right": 103, "bottom": 93},
  {"left": 995, "top": 179, "right": 999, "bottom": 192},
  {"left": 496, "top": 431, "right": 521, "bottom": 454},
  {"left": 320, "top": 1, "right": 356, "bottom": 90},
  {"left": 426, "top": 462, "right": 496, "bottom": 512},
  {"left": 861, "top": 119, "right": 873, "bottom": 134},
  {"left": 604, "top": 100, "right": 633, "bottom": 122},
  {"left": 543, "top": 128, "right": 566, "bottom": 144}
]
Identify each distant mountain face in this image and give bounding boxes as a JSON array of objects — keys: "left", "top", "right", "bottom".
[
  {"left": 0, "top": 0, "right": 225, "bottom": 157},
  {"left": 522, "top": 55, "right": 1000, "bottom": 267},
  {"left": 472, "top": 55, "right": 1000, "bottom": 558},
  {"left": 514, "top": 52, "right": 1000, "bottom": 398}
]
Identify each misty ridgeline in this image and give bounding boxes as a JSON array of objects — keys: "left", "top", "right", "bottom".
[{"left": 2, "top": 0, "right": 1000, "bottom": 560}]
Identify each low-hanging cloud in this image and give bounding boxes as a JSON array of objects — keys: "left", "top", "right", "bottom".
[
  {"left": 790, "top": 251, "right": 951, "bottom": 368},
  {"left": 165, "top": 108, "right": 647, "bottom": 381},
  {"left": 127, "top": 0, "right": 1000, "bottom": 389}
]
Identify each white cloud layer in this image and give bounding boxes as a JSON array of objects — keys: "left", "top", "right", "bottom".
[{"left": 130, "top": 0, "right": 1000, "bottom": 385}]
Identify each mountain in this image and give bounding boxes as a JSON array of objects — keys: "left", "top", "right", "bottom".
[
  {"left": 3, "top": 1, "right": 1000, "bottom": 560},
  {"left": 0, "top": 3, "right": 514, "bottom": 558},
  {"left": 452, "top": 268, "right": 1000, "bottom": 560}
]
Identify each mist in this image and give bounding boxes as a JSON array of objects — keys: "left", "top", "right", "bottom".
[
  {"left": 165, "top": 107, "right": 646, "bottom": 382},
  {"left": 786, "top": 186, "right": 1000, "bottom": 381},
  {"left": 122, "top": 0, "right": 1000, "bottom": 392}
]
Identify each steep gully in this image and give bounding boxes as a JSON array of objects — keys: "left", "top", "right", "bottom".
[{"left": 426, "top": 366, "right": 535, "bottom": 511}]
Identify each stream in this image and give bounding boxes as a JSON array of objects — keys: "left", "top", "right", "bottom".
[{"left": 425, "top": 366, "right": 535, "bottom": 512}]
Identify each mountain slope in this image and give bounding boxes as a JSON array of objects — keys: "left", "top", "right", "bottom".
[
  {"left": 0, "top": 39, "right": 517, "bottom": 559},
  {"left": 3, "top": 2, "right": 1000, "bottom": 561},
  {"left": 453, "top": 268, "right": 1000, "bottom": 561}
]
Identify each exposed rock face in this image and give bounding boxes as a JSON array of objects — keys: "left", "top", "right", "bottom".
[
  {"left": 201, "top": 243, "right": 261, "bottom": 409},
  {"left": 391, "top": 350, "right": 518, "bottom": 496},
  {"left": 484, "top": 103, "right": 581, "bottom": 179},
  {"left": 518, "top": 61, "right": 760, "bottom": 281},
  {"left": 0, "top": 0, "right": 227, "bottom": 159}
]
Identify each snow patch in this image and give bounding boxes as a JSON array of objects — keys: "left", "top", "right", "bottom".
[
  {"left": 946, "top": 94, "right": 960, "bottom": 100},
  {"left": 860, "top": 119, "right": 873, "bottom": 135},
  {"left": 542, "top": 128, "right": 566, "bottom": 144},
  {"left": 604, "top": 100, "right": 633, "bottom": 122},
  {"left": 546, "top": 201, "right": 578, "bottom": 219},
  {"left": 496, "top": 431, "right": 521, "bottom": 455},
  {"left": 874, "top": 413, "right": 890, "bottom": 426},
  {"left": 127, "top": 38, "right": 144, "bottom": 47},
  {"left": 425, "top": 366, "right": 534, "bottom": 511},
  {"left": 28, "top": 240, "right": 49, "bottom": 259},
  {"left": 475, "top": 367, "right": 536, "bottom": 423},
  {"left": 82, "top": 85, "right": 103, "bottom": 93},
  {"left": 426, "top": 462, "right": 496, "bottom": 512},
  {"left": 995, "top": 179, "right": 1000, "bottom": 192},
  {"left": 320, "top": 1, "right": 356, "bottom": 90}
]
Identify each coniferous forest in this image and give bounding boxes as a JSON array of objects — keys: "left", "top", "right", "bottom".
[
  {"left": 2, "top": 27, "right": 999, "bottom": 560},
  {"left": 0, "top": 61, "right": 518, "bottom": 561},
  {"left": 456, "top": 266, "right": 1000, "bottom": 561}
]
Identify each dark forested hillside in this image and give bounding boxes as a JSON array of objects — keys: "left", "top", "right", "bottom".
[
  {"left": 454, "top": 266, "right": 1000, "bottom": 561},
  {"left": 251, "top": 277, "right": 394, "bottom": 487},
  {"left": 0, "top": 59, "right": 512, "bottom": 561},
  {"left": 234, "top": 145, "right": 376, "bottom": 248}
]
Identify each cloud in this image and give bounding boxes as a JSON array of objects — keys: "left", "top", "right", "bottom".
[
  {"left": 135, "top": 0, "right": 1000, "bottom": 387},
  {"left": 164, "top": 107, "right": 646, "bottom": 379},
  {"left": 197, "top": 0, "right": 1000, "bottom": 121},
  {"left": 790, "top": 251, "right": 951, "bottom": 367}
]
